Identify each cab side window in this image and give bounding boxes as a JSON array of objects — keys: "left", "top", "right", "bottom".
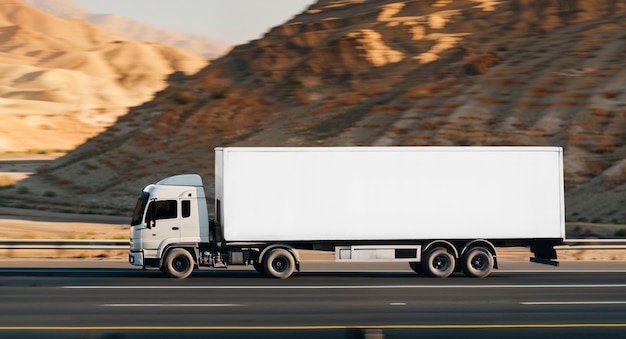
[
  {"left": 182, "top": 200, "right": 191, "bottom": 218},
  {"left": 155, "top": 200, "right": 177, "bottom": 220}
]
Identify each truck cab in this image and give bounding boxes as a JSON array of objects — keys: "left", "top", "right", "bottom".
[{"left": 129, "top": 174, "right": 209, "bottom": 268}]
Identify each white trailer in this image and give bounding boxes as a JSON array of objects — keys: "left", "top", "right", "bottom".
[{"left": 129, "top": 146, "right": 565, "bottom": 279}]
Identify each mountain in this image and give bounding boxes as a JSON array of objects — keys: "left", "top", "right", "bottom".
[
  {"left": 7, "top": 0, "right": 626, "bottom": 224},
  {"left": 0, "top": 0, "right": 208, "bottom": 152},
  {"left": 22, "top": 0, "right": 230, "bottom": 58}
]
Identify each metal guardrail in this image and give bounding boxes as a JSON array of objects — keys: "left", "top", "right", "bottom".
[
  {"left": 558, "top": 245, "right": 626, "bottom": 250},
  {"left": 563, "top": 239, "right": 626, "bottom": 244},
  {"left": 0, "top": 239, "right": 625, "bottom": 251},
  {"left": 0, "top": 239, "right": 128, "bottom": 250},
  {"left": 558, "top": 239, "right": 626, "bottom": 250}
]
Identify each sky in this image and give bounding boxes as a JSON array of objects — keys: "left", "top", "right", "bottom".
[{"left": 73, "top": 0, "right": 315, "bottom": 46}]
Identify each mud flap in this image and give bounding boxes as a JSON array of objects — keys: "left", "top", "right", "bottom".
[{"left": 530, "top": 241, "right": 559, "bottom": 266}]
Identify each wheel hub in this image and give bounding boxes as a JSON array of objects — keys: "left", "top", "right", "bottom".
[
  {"left": 174, "top": 258, "right": 188, "bottom": 272},
  {"left": 434, "top": 255, "right": 449, "bottom": 270},
  {"left": 472, "top": 257, "right": 485, "bottom": 269},
  {"left": 273, "top": 258, "right": 287, "bottom": 272}
]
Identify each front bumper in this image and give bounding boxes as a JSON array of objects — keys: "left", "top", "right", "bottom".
[{"left": 129, "top": 250, "right": 144, "bottom": 266}]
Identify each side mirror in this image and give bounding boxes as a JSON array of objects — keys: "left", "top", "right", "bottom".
[{"left": 146, "top": 201, "right": 157, "bottom": 229}]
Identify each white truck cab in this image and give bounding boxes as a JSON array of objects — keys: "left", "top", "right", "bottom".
[{"left": 129, "top": 174, "right": 209, "bottom": 268}]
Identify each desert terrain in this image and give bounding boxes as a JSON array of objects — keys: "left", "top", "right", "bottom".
[
  {"left": 0, "top": 0, "right": 208, "bottom": 153},
  {"left": 22, "top": 0, "right": 230, "bottom": 58},
  {"left": 0, "top": 0, "right": 621, "bottom": 224}
]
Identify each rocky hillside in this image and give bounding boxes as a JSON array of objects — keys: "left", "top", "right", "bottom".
[
  {"left": 22, "top": 0, "right": 229, "bottom": 57},
  {"left": 0, "top": 0, "right": 208, "bottom": 152},
  {"left": 9, "top": 0, "right": 626, "bottom": 223}
]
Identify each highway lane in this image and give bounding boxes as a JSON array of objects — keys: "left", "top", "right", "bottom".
[{"left": 0, "top": 261, "right": 626, "bottom": 338}]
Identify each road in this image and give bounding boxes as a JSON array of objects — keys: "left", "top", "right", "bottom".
[{"left": 0, "top": 260, "right": 626, "bottom": 338}]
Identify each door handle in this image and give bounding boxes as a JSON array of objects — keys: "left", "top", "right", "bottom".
[{"left": 172, "top": 227, "right": 179, "bottom": 230}]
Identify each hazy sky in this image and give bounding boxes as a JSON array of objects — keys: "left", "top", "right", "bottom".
[{"left": 73, "top": 0, "right": 315, "bottom": 45}]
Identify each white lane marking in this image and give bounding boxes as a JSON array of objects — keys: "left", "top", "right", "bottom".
[
  {"left": 522, "top": 301, "right": 626, "bottom": 305},
  {"left": 63, "top": 284, "right": 626, "bottom": 290},
  {"left": 101, "top": 303, "right": 241, "bottom": 307},
  {"left": 389, "top": 302, "right": 407, "bottom": 306}
]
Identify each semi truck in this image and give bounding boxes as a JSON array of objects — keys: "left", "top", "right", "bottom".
[{"left": 129, "top": 146, "right": 565, "bottom": 279}]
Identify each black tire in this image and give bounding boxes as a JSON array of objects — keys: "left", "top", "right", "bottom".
[
  {"left": 423, "top": 247, "right": 455, "bottom": 278},
  {"left": 263, "top": 248, "right": 295, "bottom": 279},
  {"left": 461, "top": 247, "right": 494, "bottom": 278},
  {"left": 253, "top": 261, "right": 267, "bottom": 276},
  {"left": 162, "top": 248, "right": 194, "bottom": 279},
  {"left": 409, "top": 262, "right": 425, "bottom": 275}
]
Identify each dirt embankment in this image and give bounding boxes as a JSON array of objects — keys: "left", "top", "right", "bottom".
[{"left": 0, "top": 206, "right": 128, "bottom": 259}]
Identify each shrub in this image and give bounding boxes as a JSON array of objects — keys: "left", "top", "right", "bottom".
[
  {"left": 17, "top": 186, "right": 29, "bottom": 194},
  {"left": 614, "top": 229, "right": 626, "bottom": 237},
  {"left": 169, "top": 92, "right": 192, "bottom": 105},
  {"left": 43, "top": 191, "right": 57, "bottom": 198},
  {"left": 465, "top": 52, "right": 501, "bottom": 75},
  {"left": 212, "top": 91, "right": 227, "bottom": 100}
]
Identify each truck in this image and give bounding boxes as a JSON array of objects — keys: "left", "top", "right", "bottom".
[{"left": 129, "top": 146, "right": 565, "bottom": 279}]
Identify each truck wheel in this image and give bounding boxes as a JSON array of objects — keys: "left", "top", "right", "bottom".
[
  {"left": 253, "top": 262, "right": 267, "bottom": 276},
  {"left": 163, "top": 248, "right": 194, "bottom": 279},
  {"left": 409, "top": 262, "right": 425, "bottom": 275},
  {"left": 461, "top": 247, "right": 494, "bottom": 278},
  {"left": 263, "top": 248, "right": 295, "bottom": 279},
  {"left": 423, "top": 247, "right": 455, "bottom": 278}
]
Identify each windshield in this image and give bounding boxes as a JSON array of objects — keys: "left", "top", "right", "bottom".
[{"left": 130, "top": 191, "right": 149, "bottom": 226}]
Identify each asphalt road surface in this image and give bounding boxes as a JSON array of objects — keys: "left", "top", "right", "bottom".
[{"left": 1, "top": 260, "right": 626, "bottom": 338}]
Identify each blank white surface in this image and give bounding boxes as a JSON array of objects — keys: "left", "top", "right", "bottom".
[{"left": 215, "top": 147, "right": 564, "bottom": 242}]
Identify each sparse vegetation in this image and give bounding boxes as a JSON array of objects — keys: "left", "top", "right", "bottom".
[
  {"left": 211, "top": 90, "right": 227, "bottom": 100},
  {"left": 614, "top": 229, "right": 626, "bottom": 237},
  {"left": 43, "top": 191, "right": 56, "bottom": 198},
  {"left": 465, "top": 52, "right": 501, "bottom": 75},
  {"left": 473, "top": 96, "right": 507, "bottom": 104},
  {"left": 82, "top": 162, "right": 99, "bottom": 171},
  {"left": 169, "top": 90, "right": 193, "bottom": 105},
  {"left": 1, "top": 149, "right": 69, "bottom": 156}
]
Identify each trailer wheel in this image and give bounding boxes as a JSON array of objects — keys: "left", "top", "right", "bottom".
[
  {"left": 162, "top": 248, "right": 194, "bottom": 279},
  {"left": 423, "top": 247, "right": 455, "bottom": 278},
  {"left": 461, "top": 247, "right": 494, "bottom": 278},
  {"left": 263, "top": 248, "right": 295, "bottom": 279}
]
